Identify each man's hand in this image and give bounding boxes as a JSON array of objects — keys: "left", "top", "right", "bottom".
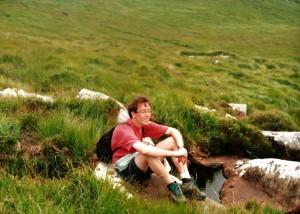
[
  {"left": 178, "top": 155, "right": 187, "bottom": 164},
  {"left": 173, "top": 147, "right": 187, "bottom": 164}
]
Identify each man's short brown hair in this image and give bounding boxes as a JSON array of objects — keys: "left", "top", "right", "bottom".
[{"left": 127, "top": 96, "right": 151, "bottom": 118}]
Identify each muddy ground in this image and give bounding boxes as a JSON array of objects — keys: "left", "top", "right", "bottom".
[
  {"left": 93, "top": 153, "right": 293, "bottom": 212},
  {"left": 189, "top": 154, "right": 290, "bottom": 213}
]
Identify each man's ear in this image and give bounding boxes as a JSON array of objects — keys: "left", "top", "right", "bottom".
[{"left": 131, "top": 111, "right": 136, "bottom": 118}]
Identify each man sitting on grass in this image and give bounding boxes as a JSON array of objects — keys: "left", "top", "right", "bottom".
[{"left": 112, "top": 96, "right": 206, "bottom": 203}]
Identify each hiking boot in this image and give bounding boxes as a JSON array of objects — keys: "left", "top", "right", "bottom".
[
  {"left": 167, "top": 181, "right": 187, "bottom": 203},
  {"left": 181, "top": 178, "right": 206, "bottom": 200}
]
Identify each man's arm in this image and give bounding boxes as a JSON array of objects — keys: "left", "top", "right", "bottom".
[
  {"left": 165, "top": 127, "right": 184, "bottom": 148},
  {"left": 133, "top": 141, "right": 187, "bottom": 158}
]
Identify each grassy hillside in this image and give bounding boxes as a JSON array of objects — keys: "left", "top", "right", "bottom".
[
  {"left": 0, "top": 0, "right": 299, "bottom": 213},
  {"left": 1, "top": 0, "right": 299, "bottom": 106}
]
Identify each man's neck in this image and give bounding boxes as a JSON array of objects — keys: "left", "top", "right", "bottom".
[{"left": 131, "top": 118, "right": 143, "bottom": 128}]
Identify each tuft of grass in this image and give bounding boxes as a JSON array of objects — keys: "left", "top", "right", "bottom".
[
  {"left": 250, "top": 109, "right": 298, "bottom": 131},
  {"left": 65, "top": 98, "right": 119, "bottom": 124},
  {"left": 0, "top": 118, "right": 20, "bottom": 156},
  {"left": 243, "top": 200, "right": 285, "bottom": 214},
  {"left": 38, "top": 110, "right": 98, "bottom": 159},
  {"left": 19, "top": 113, "right": 39, "bottom": 132},
  {"left": 0, "top": 54, "right": 25, "bottom": 67}
]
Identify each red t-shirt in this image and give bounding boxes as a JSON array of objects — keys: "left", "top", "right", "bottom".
[{"left": 111, "top": 119, "right": 168, "bottom": 163}]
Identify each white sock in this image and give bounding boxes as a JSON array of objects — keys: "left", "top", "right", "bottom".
[{"left": 180, "top": 172, "right": 191, "bottom": 179}]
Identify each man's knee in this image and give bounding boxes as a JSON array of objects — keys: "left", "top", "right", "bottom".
[
  {"left": 156, "top": 137, "right": 177, "bottom": 150},
  {"left": 135, "top": 153, "right": 152, "bottom": 171}
]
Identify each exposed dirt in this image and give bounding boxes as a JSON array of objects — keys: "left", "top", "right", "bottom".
[
  {"left": 137, "top": 173, "right": 226, "bottom": 212},
  {"left": 126, "top": 153, "right": 287, "bottom": 212},
  {"left": 189, "top": 154, "right": 288, "bottom": 212}
]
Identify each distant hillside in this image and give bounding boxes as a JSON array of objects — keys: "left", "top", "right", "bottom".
[{"left": 0, "top": 0, "right": 299, "bottom": 127}]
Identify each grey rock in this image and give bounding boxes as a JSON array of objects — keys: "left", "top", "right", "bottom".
[
  {"left": 236, "top": 158, "right": 300, "bottom": 212},
  {"left": 262, "top": 131, "right": 300, "bottom": 161}
]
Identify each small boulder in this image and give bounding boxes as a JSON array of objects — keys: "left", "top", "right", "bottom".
[
  {"left": 236, "top": 158, "right": 300, "bottom": 213},
  {"left": 0, "top": 88, "right": 54, "bottom": 102},
  {"left": 94, "top": 162, "right": 133, "bottom": 199},
  {"left": 194, "top": 105, "right": 216, "bottom": 112},
  {"left": 229, "top": 103, "right": 247, "bottom": 115},
  {"left": 262, "top": 131, "right": 300, "bottom": 161}
]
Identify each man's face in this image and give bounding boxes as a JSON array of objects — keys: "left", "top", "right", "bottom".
[{"left": 132, "top": 102, "right": 152, "bottom": 126}]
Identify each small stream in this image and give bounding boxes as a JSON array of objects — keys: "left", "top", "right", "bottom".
[{"left": 190, "top": 163, "right": 227, "bottom": 203}]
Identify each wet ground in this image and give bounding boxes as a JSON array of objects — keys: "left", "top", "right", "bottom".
[
  {"left": 190, "top": 164, "right": 226, "bottom": 203},
  {"left": 189, "top": 154, "right": 286, "bottom": 212}
]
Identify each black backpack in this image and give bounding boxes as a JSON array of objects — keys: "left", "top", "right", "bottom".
[
  {"left": 96, "top": 124, "right": 143, "bottom": 163},
  {"left": 96, "top": 127, "right": 119, "bottom": 163}
]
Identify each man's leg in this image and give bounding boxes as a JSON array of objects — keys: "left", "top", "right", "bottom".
[
  {"left": 155, "top": 137, "right": 191, "bottom": 179},
  {"left": 134, "top": 152, "right": 173, "bottom": 184},
  {"left": 134, "top": 150, "right": 187, "bottom": 203},
  {"left": 134, "top": 136, "right": 189, "bottom": 183},
  {"left": 156, "top": 137, "right": 206, "bottom": 201}
]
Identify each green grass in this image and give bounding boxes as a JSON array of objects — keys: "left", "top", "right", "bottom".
[
  {"left": 0, "top": 0, "right": 298, "bottom": 213},
  {"left": 0, "top": 118, "right": 20, "bottom": 156},
  {"left": 0, "top": 168, "right": 284, "bottom": 214},
  {"left": 0, "top": 1, "right": 299, "bottom": 103},
  {"left": 0, "top": 168, "right": 215, "bottom": 214}
]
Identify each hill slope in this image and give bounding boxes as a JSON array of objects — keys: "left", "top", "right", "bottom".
[{"left": 1, "top": 0, "right": 299, "bottom": 106}]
